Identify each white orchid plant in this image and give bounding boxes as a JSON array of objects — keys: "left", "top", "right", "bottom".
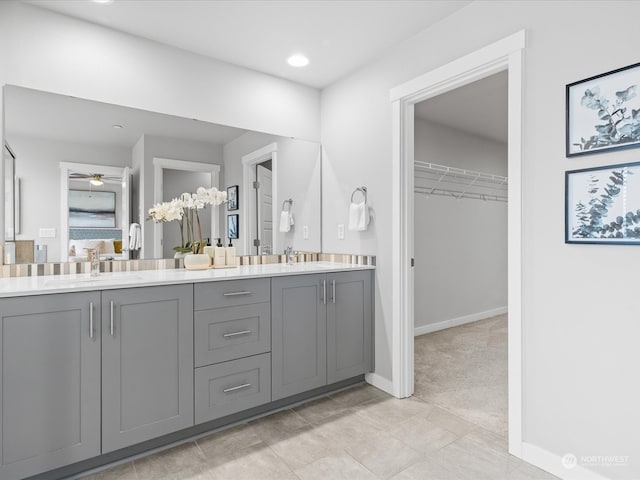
[{"left": 148, "top": 187, "right": 227, "bottom": 254}]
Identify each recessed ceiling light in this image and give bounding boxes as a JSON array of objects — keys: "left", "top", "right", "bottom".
[
  {"left": 112, "top": 124, "right": 123, "bottom": 129},
  {"left": 287, "top": 54, "right": 309, "bottom": 68},
  {"left": 92, "top": 0, "right": 114, "bottom": 4}
]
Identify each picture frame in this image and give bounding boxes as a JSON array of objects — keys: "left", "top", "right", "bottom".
[
  {"left": 566, "top": 62, "right": 640, "bottom": 157},
  {"left": 227, "top": 185, "right": 238, "bottom": 211},
  {"left": 565, "top": 161, "right": 640, "bottom": 244},
  {"left": 227, "top": 214, "right": 239, "bottom": 240},
  {"left": 69, "top": 190, "right": 116, "bottom": 228}
]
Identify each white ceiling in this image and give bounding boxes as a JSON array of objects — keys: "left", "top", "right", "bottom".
[
  {"left": 25, "top": 0, "right": 472, "bottom": 89},
  {"left": 415, "top": 70, "right": 508, "bottom": 144},
  {"left": 4, "top": 86, "right": 247, "bottom": 147}
]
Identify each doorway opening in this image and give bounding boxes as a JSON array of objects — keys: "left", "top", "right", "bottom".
[
  {"left": 412, "top": 71, "right": 509, "bottom": 438},
  {"left": 390, "top": 31, "right": 524, "bottom": 456}
]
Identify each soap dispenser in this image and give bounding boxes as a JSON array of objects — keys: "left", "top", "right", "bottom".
[
  {"left": 225, "top": 239, "right": 237, "bottom": 267},
  {"left": 213, "top": 238, "right": 226, "bottom": 266}
]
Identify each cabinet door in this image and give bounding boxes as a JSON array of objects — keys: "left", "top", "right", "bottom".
[
  {"left": 327, "top": 271, "right": 373, "bottom": 384},
  {"left": 101, "top": 284, "right": 194, "bottom": 453},
  {"left": 0, "top": 292, "right": 101, "bottom": 480},
  {"left": 272, "top": 274, "right": 327, "bottom": 400}
]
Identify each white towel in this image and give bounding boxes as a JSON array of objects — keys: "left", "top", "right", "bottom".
[
  {"left": 348, "top": 202, "right": 370, "bottom": 231},
  {"left": 279, "top": 211, "right": 294, "bottom": 233},
  {"left": 128, "top": 223, "right": 141, "bottom": 250}
]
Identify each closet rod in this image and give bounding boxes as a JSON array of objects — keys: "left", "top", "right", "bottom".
[
  {"left": 414, "top": 186, "right": 507, "bottom": 202},
  {"left": 414, "top": 161, "right": 507, "bottom": 186}
]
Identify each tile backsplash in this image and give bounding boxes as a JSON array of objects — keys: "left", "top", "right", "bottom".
[{"left": 0, "top": 252, "right": 375, "bottom": 279}]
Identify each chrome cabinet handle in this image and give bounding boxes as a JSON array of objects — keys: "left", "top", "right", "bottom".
[
  {"left": 110, "top": 300, "right": 115, "bottom": 337},
  {"left": 223, "top": 383, "right": 251, "bottom": 393},
  {"left": 332, "top": 280, "right": 336, "bottom": 304},
  {"left": 89, "top": 302, "right": 94, "bottom": 340},
  {"left": 223, "top": 330, "right": 252, "bottom": 338},
  {"left": 322, "top": 280, "right": 326, "bottom": 305},
  {"left": 223, "top": 291, "right": 252, "bottom": 297}
]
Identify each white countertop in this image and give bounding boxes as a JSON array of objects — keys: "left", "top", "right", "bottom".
[{"left": 0, "top": 261, "right": 375, "bottom": 298}]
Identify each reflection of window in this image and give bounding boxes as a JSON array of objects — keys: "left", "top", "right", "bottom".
[
  {"left": 227, "top": 214, "right": 239, "bottom": 239},
  {"left": 69, "top": 190, "right": 116, "bottom": 228}
]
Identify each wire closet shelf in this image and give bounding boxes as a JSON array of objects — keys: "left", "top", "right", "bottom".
[{"left": 414, "top": 161, "right": 508, "bottom": 202}]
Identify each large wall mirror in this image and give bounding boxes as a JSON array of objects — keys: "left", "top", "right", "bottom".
[{"left": 3, "top": 85, "right": 322, "bottom": 263}]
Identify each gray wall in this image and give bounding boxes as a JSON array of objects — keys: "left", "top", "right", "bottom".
[
  {"left": 321, "top": 1, "right": 640, "bottom": 477},
  {"left": 414, "top": 119, "right": 507, "bottom": 331}
]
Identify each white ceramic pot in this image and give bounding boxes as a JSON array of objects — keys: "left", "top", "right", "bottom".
[{"left": 183, "top": 253, "right": 211, "bottom": 270}]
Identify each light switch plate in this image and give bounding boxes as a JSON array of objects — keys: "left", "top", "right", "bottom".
[
  {"left": 39, "top": 228, "right": 56, "bottom": 238},
  {"left": 303, "top": 225, "right": 309, "bottom": 239},
  {"left": 337, "top": 224, "right": 345, "bottom": 240}
]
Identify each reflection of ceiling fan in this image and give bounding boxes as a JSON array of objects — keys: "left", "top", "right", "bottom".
[{"left": 68, "top": 172, "right": 121, "bottom": 186}]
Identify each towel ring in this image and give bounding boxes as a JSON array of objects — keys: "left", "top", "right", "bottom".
[
  {"left": 282, "top": 198, "right": 293, "bottom": 211},
  {"left": 351, "top": 186, "right": 367, "bottom": 204}
]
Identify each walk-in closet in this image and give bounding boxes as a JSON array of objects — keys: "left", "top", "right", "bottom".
[{"left": 412, "top": 71, "right": 509, "bottom": 436}]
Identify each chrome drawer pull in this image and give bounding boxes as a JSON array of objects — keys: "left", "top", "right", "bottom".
[
  {"left": 223, "top": 383, "right": 252, "bottom": 393},
  {"left": 223, "top": 330, "right": 252, "bottom": 338},
  {"left": 223, "top": 291, "right": 252, "bottom": 297}
]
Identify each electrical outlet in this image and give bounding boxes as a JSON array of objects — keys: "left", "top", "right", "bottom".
[
  {"left": 337, "top": 223, "right": 345, "bottom": 239},
  {"left": 303, "top": 225, "right": 309, "bottom": 239},
  {"left": 39, "top": 228, "right": 56, "bottom": 238}
]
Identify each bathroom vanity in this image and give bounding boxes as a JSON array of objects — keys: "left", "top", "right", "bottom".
[{"left": 0, "top": 262, "right": 374, "bottom": 480}]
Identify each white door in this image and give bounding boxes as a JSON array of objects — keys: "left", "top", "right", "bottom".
[{"left": 256, "top": 164, "right": 273, "bottom": 254}]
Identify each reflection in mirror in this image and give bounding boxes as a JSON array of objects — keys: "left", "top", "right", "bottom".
[
  {"left": 3, "top": 143, "right": 16, "bottom": 243},
  {"left": 3, "top": 85, "right": 321, "bottom": 262}
]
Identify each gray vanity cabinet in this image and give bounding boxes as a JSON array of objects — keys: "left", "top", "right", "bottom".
[
  {"left": 101, "top": 284, "right": 194, "bottom": 453},
  {"left": 271, "top": 273, "right": 327, "bottom": 400},
  {"left": 326, "top": 270, "right": 373, "bottom": 384},
  {"left": 0, "top": 292, "right": 101, "bottom": 480},
  {"left": 271, "top": 270, "right": 373, "bottom": 400}
]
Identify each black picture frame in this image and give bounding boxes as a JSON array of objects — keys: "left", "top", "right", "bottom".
[
  {"left": 227, "top": 185, "right": 239, "bottom": 211},
  {"left": 566, "top": 62, "right": 640, "bottom": 157},
  {"left": 227, "top": 214, "right": 239, "bottom": 240},
  {"left": 565, "top": 160, "right": 640, "bottom": 244}
]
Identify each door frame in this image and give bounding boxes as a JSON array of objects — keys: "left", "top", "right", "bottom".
[
  {"left": 152, "top": 157, "right": 220, "bottom": 258},
  {"left": 390, "top": 30, "right": 525, "bottom": 457},
  {"left": 241, "top": 142, "right": 278, "bottom": 255}
]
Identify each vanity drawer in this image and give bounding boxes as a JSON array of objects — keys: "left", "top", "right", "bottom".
[
  {"left": 195, "top": 353, "right": 271, "bottom": 424},
  {"left": 194, "top": 278, "right": 270, "bottom": 310},
  {"left": 195, "top": 303, "right": 270, "bottom": 367}
]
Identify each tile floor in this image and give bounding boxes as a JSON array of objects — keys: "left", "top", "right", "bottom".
[{"left": 84, "top": 314, "right": 557, "bottom": 480}]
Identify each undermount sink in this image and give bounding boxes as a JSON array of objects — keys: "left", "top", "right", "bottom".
[{"left": 44, "top": 275, "right": 143, "bottom": 287}]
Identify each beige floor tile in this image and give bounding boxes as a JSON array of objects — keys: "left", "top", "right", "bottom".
[
  {"left": 390, "top": 416, "right": 458, "bottom": 454},
  {"left": 425, "top": 405, "right": 478, "bottom": 437},
  {"left": 268, "top": 424, "right": 342, "bottom": 470},
  {"left": 390, "top": 455, "right": 461, "bottom": 480},
  {"left": 313, "top": 410, "right": 385, "bottom": 449},
  {"left": 292, "top": 395, "right": 351, "bottom": 425},
  {"left": 83, "top": 462, "right": 138, "bottom": 480},
  {"left": 249, "top": 408, "right": 310, "bottom": 443},
  {"left": 294, "top": 452, "right": 378, "bottom": 480},
  {"left": 204, "top": 443, "right": 297, "bottom": 480},
  {"left": 196, "top": 423, "right": 263, "bottom": 466},
  {"left": 133, "top": 442, "right": 207, "bottom": 479},
  {"left": 353, "top": 396, "right": 432, "bottom": 429},
  {"left": 329, "top": 383, "right": 391, "bottom": 408},
  {"left": 510, "top": 461, "right": 559, "bottom": 479},
  {"left": 345, "top": 433, "right": 424, "bottom": 479}
]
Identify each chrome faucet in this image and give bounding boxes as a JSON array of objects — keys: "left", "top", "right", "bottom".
[{"left": 285, "top": 245, "right": 294, "bottom": 265}]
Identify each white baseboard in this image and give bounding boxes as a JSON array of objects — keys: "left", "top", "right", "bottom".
[
  {"left": 414, "top": 306, "right": 508, "bottom": 336},
  {"left": 521, "top": 442, "right": 610, "bottom": 480},
  {"left": 365, "top": 372, "right": 394, "bottom": 396}
]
